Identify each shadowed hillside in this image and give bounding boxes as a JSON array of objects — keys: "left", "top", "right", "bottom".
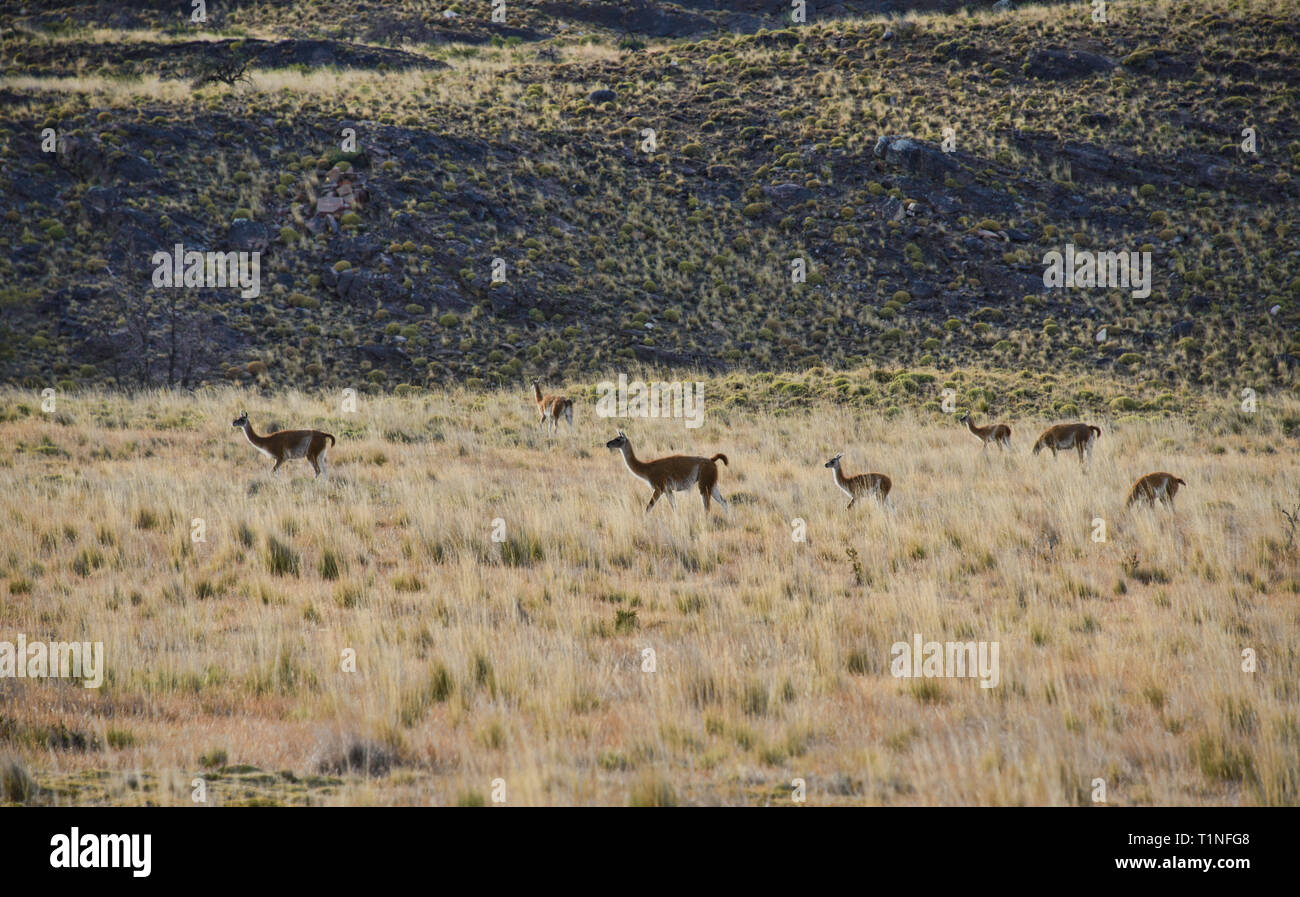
[{"left": 1, "top": 0, "right": 1296, "bottom": 395}]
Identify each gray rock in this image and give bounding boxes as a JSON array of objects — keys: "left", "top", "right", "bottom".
[
  {"left": 56, "top": 136, "right": 107, "bottom": 180},
  {"left": 763, "top": 183, "right": 813, "bottom": 206},
  {"left": 873, "top": 135, "right": 958, "bottom": 180},
  {"left": 228, "top": 219, "right": 270, "bottom": 253},
  {"left": 110, "top": 153, "right": 160, "bottom": 184},
  {"left": 588, "top": 89, "right": 617, "bottom": 104},
  {"left": 82, "top": 187, "right": 121, "bottom": 226},
  {"left": 1025, "top": 49, "right": 1116, "bottom": 80}
]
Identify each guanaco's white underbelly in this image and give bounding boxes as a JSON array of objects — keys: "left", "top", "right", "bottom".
[
  {"left": 668, "top": 470, "right": 700, "bottom": 492},
  {"left": 838, "top": 484, "right": 855, "bottom": 498}
]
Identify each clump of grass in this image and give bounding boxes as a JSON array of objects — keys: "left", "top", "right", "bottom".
[
  {"left": 628, "top": 775, "right": 677, "bottom": 807},
  {"left": 319, "top": 549, "right": 342, "bottom": 580},
  {"left": 393, "top": 573, "right": 423, "bottom": 592},
  {"left": 71, "top": 547, "right": 104, "bottom": 576},
  {"left": 265, "top": 535, "right": 300, "bottom": 577},
  {"left": 614, "top": 608, "right": 638, "bottom": 633},
  {"left": 106, "top": 728, "right": 137, "bottom": 749},
  {"left": 198, "top": 748, "right": 228, "bottom": 769},
  {"left": 400, "top": 664, "right": 454, "bottom": 725},
  {"left": 335, "top": 583, "right": 362, "bottom": 608},
  {"left": 501, "top": 534, "right": 544, "bottom": 567},
  {"left": 310, "top": 732, "right": 398, "bottom": 778},
  {"left": 0, "top": 756, "right": 39, "bottom": 803},
  {"left": 742, "top": 682, "right": 769, "bottom": 717},
  {"left": 1192, "top": 734, "right": 1255, "bottom": 783},
  {"left": 909, "top": 680, "right": 947, "bottom": 704}
]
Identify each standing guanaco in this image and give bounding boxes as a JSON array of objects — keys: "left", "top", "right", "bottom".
[
  {"left": 531, "top": 378, "right": 573, "bottom": 437},
  {"left": 605, "top": 430, "right": 728, "bottom": 513},
  {"left": 959, "top": 412, "right": 1011, "bottom": 451},
  {"left": 824, "top": 453, "right": 891, "bottom": 508},
  {"left": 232, "top": 411, "right": 335, "bottom": 477}
]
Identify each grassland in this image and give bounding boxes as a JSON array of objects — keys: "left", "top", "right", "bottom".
[{"left": 1, "top": 369, "right": 1297, "bottom": 805}]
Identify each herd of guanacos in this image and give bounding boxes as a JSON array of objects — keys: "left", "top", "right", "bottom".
[{"left": 229, "top": 378, "right": 1187, "bottom": 515}]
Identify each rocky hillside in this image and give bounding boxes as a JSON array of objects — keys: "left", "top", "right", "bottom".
[{"left": 1, "top": 0, "right": 1297, "bottom": 393}]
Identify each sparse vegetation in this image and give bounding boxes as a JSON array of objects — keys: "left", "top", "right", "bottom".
[{"left": 0, "top": 380, "right": 1294, "bottom": 804}]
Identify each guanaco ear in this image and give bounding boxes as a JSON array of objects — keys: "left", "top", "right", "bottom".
[{"left": 617, "top": 429, "right": 626, "bottom": 437}]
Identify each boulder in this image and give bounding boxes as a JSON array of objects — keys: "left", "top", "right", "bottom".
[
  {"left": 1025, "top": 49, "right": 1116, "bottom": 80},
  {"left": 81, "top": 187, "right": 122, "bottom": 227},
  {"left": 762, "top": 183, "right": 813, "bottom": 206},
  {"left": 110, "top": 153, "right": 160, "bottom": 184},
  {"left": 56, "top": 136, "right": 107, "bottom": 180},
  {"left": 228, "top": 219, "right": 270, "bottom": 253},
  {"left": 873, "top": 135, "right": 957, "bottom": 180}
]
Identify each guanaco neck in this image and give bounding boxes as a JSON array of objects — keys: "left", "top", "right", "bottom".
[
  {"left": 830, "top": 462, "right": 851, "bottom": 489},
  {"left": 533, "top": 382, "right": 544, "bottom": 404},
  {"left": 618, "top": 442, "right": 651, "bottom": 478},
  {"left": 964, "top": 416, "right": 980, "bottom": 436},
  {"left": 240, "top": 422, "right": 267, "bottom": 447}
]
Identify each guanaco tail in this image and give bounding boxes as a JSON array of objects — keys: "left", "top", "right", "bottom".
[
  {"left": 1032, "top": 423, "right": 1100, "bottom": 463},
  {"left": 605, "top": 430, "right": 729, "bottom": 513},
  {"left": 824, "top": 453, "right": 891, "bottom": 508},
  {"left": 1127, "top": 471, "right": 1186, "bottom": 508},
  {"left": 532, "top": 377, "right": 574, "bottom": 437},
  {"left": 959, "top": 411, "right": 1011, "bottom": 451},
  {"left": 232, "top": 411, "right": 335, "bottom": 477}
]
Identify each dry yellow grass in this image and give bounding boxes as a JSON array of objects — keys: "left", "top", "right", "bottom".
[{"left": 0, "top": 381, "right": 1296, "bottom": 806}]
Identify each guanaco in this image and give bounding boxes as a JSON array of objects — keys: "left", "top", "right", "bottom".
[
  {"left": 232, "top": 411, "right": 335, "bottom": 477},
  {"left": 532, "top": 377, "right": 573, "bottom": 437},
  {"left": 959, "top": 411, "right": 1011, "bottom": 451},
  {"left": 605, "top": 430, "right": 728, "bottom": 513},
  {"left": 824, "top": 453, "right": 891, "bottom": 508},
  {"left": 1127, "top": 472, "right": 1186, "bottom": 508},
  {"left": 1032, "top": 423, "right": 1100, "bottom": 463}
]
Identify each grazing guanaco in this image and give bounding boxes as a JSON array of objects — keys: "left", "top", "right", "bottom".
[
  {"left": 232, "top": 411, "right": 335, "bottom": 477},
  {"left": 531, "top": 377, "right": 573, "bottom": 437},
  {"left": 824, "top": 453, "right": 891, "bottom": 508},
  {"left": 1032, "top": 423, "right": 1100, "bottom": 463},
  {"left": 605, "top": 430, "right": 729, "bottom": 513},
  {"left": 1127, "top": 472, "right": 1186, "bottom": 508},
  {"left": 959, "top": 411, "right": 1011, "bottom": 451}
]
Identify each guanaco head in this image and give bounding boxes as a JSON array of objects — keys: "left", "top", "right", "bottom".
[
  {"left": 605, "top": 430, "right": 628, "bottom": 452},
  {"left": 1032, "top": 436, "right": 1044, "bottom": 454},
  {"left": 824, "top": 452, "right": 844, "bottom": 470},
  {"left": 231, "top": 410, "right": 249, "bottom": 428},
  {"left": 958, "top": 411, "right": 970, "bottom": 424}
]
